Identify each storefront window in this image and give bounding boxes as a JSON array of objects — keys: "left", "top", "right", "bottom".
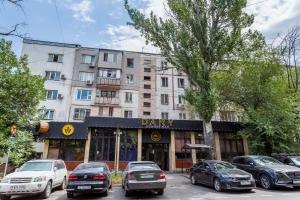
[
  {"left": 175, "top": 132, "right": 191, "bottom": 159},
  {"left": 120, "top": 130, "right": 137, "bottom": 161},
  {"left": 48, "top": 140, "right": 85, "bottom": 161},
  {"left": 194, "top": 132, "right": 209, "bottom": 160},
  {"left": 219, "top": 133, "right": 244, "bottom": 161}
]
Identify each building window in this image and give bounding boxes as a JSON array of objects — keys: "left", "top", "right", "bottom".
[
  {"left": 143, "top": 93, "right": 151, "bottom": 98},
  {"left": 179, "top": 113, "right": 186, "bottom": 120},
  {"left": 79, "top": 72, "right": 95, "bottom": 82},
  {"left": 126, "top": 74, "right": 134, "bottom": 84},
  {"left": 43, "top": 109, "right": 54, "bottom": 120},
  {"left": 161, "top": 61, "right": 168, "bottom": 70},
  {"left": 161, "top": 77, "right": 168, "bottom": 87},
  {"left": 120, "top": 130, "right": 137, "bottom": 161},
  {"left": 98, "top": 107, "right": 104, "bottom": 116},
  {"left": 161, "top": 94, "right": 169, "bottom": 105},
  {"left": 99, "top": 69, "right": 119, "bottom": 79},
  {"left": 76, "top": 89, "right": 92, "bottom": 101},
  {"left": 46, "top": 90, "right": 58, "bottom": 100},
  {"left": 81, "top": 54, "right": 96, "bottom": 65},
  {"left": 178, "top": 95, "right": 184, "bottom": 104},
  {"left": 45, "top": 71, "right": 61, "bottom": 81},
  {"left": 143, "top": 102, "right": 151, "bottom": 107},
  {"left": 161, "top": 112, "right": 169, "bottom": 119},
  {"left": 144, "top": 68, "right": 151, "bottom": 72},
  {"left": 143, "top": 111, "right": 151, "bottom": 116},
  {"left": 103, "top": 53, "right": 116, "bottom": 63},
  {"left": 98, "top": 90, "right": 117, "bottom": 98},
  {"left": 175, "top": 132, "right": 191, "bottom": 159},
  {"left": 48, "top": 140, "right": 85, "bottom": 161},
  {"left": 124, "top": 110, "right": 133, "bottom": 118},
  {"left": 220, "top": 133, "right": 244, "bottom": 161},
  {"left": 220, "top": 111, "right": 238, "bottom": 122},
  {"left": 195, "top": 133, "right": 209, "bottom": 160},
  {"left": 125, "top": 92, "right": 133, "bottom": 103},
  {"left": 144, "top": 84, "right": 151, "bottom": 89},
  {"left": 144, "top": 76, "right": 151, "bottom": 81},
  {"left": 73, "top": 108, "right": 91, "bottom": 120},
  {"left": 109, "top": 107, "right": 114, "bottom": 117},
  {"left": 127, "top": 58, "right": 134, "bottom": 68},
  {"left": 178, "top": 78, "right": 185, "bottom": 88},
  {"left": 144, "top": 59, "right": 151, "bottom": 65},
  {"left": 48, "top": 54, "right": 63, "bottom": 63}
]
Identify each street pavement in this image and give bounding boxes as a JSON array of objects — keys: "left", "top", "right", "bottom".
[{"left": 10, "top": 174, "right": 300, "bottom": 200}]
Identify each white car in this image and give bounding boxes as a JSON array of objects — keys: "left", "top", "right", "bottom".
[{"left": 0, "top": 159, "right": 67, "bottom": 200}]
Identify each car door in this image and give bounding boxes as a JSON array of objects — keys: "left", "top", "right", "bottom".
[
  {"left": 52, "top": 161, "right": 60, "bottom": 186},
  {"left": 202, "top": 162, "right": 213, "bottom": 185},
  {"left": 192, "top": 162, "right": 203, "bottom": 183},
  {"left": 240, "top": 158, "right": 258, "bottom": 179},
  {"left": 57, "top": 161, "right": 66, "bottom": 184}
]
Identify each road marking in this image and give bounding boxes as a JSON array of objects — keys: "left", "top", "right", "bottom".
[
  {"left": 214, "top": 197, "right": 229, "bottom": 199},
  {"left": 260, "top": 194, "right": 273, "bottom": 197},
  {"left": 239, "top": 196, "right": 251, "bottom": 198},
  {"left": 281, "top": 193, "right": 293, "bottom": 196}
]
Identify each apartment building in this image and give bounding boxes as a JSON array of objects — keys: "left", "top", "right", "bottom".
[{"left": 23, "top": 39, "right": 245, "bottom": 172}]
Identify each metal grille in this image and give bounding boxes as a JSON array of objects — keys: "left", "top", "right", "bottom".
[
  {"left": 286, "top": 172, "right": 300, "bottom": 179},
  {"left": 235, "top": 177, "right": 250, "bottom": 181},
  {"left": 10, "top": 178, "right": 32, "bottom": 184}
]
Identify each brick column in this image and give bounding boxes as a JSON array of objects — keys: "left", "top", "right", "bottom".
[
  {"left": 243, "top": 136, "right": 249, "bottom": 155},
  {"left": 84, "top": 128, "right": 92, "bottom": 163},
  {"left": 43, "top": 140, "right": 49, "bottom": 159},
  {"left": 214, "top": 132, "right": 222, "bottom": 160},
  {"left": 137, "top": 129, "right": 142, "bottom": 161},
  {"left": 169, "top": 131, "right": 176, "bottom": 172},
  {"left": 191, "top": 132, "right": 197, "bottom": 164}
]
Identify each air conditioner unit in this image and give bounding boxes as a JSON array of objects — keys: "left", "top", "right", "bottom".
[
  {"left": 86, "top": 80, "right": 93, "bottom": 86},
  {"left": 58, "top": 94, "right": 63, "bottom": 100},
  {"left": 60, "top": 74, "right": 66, "bottom": 80}
]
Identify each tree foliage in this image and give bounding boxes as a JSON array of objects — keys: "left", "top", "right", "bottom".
[{"left": 0, "top": 39, "right": 45, "bottom": 166}]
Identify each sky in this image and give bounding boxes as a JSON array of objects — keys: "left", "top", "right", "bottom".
[{"left": 0, "top": 0, "right": 300, "bottom": 56}]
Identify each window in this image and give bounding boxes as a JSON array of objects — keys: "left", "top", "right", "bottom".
[
  {"left": 103, "top": 53, "right": 116, "bottom": 63},
  {"left": 179, "top": 113, "right": 186, "bottom": 120},
  {"left": 144, "top": 59, "right": 151, "bottom": 65},
  {"left": 81, "top": 55, "right": 96, "bottom": 65},
  {"left": 126, "top": 74, "right": 134, "bottom": 84},
  {"left": 46, "top": 90, "right": 58, "bottom": 100},
  {"left": 144, "top": 76, "right": 151, "bottom": 81},
  {"left": 48, "top": 140, "right": 85, "bottom": 161},
  {"left": 143, "top": 102, "right": 151, "bottom": 107},
  {"left": 161, "top": 61, "right": 168, "bottom": 70},
  {"left": 120, "top": 130, "right": 138, "bottom": 161},
  {"left": 73, "top": 108, "right": 91, "bottom": 120},
  {"left": 109, "top": 107, "right": 114, "bottom": 117},
  {"left": 124, "top": 110, "right": 133, "bottom": 118},
  {"left": 178, "top": 78, "right": 185, "bottom": 88},
  {"left": 127, "top": 58, "right": 134, "bottom": 68},
  {"left": 43, "top": 109, "right": 54, "bottom": 120},
  {"left": 98, "top": 107, "right": 104, "bottom": 116},
  {"left": 48, "top": 54, "right": 63, "bottom": 63},
  {"left": 76, "top": 90, "right": 92, "bottom": 101},
  {"left": 161, "top": 94, "right": 169, "bottom": 105},
  {"left": 45, "top": 71, "right": 60, "bottom": 81},
  {"left": 178, "top": 95, "right": 184, "bottom": 104},
  {"left": 143, "top": 111, "right": 151, "bottom": 116},
  {"left": 220, "top": 133, "right": 244, "bottom": 161},
  {"left": 143, "top": 93, "right": 151, "bottom": 98},
  {"left": 144, "top": 84, "right": 151, "bottom": 89},
  {"left": 125, "top": 92, "right": 133, "bottom": 103},
  {"left": 161, "top": 112, "right": 169, "bottom": 119},
  {"left": 79, "top": 72, "right": 95, "bottom": 82},
  {"left": 161, "top": 77, "right": 168, "bottom": 87},
  {"left": 175, "top": 132, "right": 191, "bottom": 159},
  {"left": 220, "top": 111, "right": 238, "bottom": 122},
  {"left": 98, "top": 90, "right": 116, "bottom": 98},
  {"left": 144, "top": 68, "right": 151, "bottom": 72},
  {"left": 99, "top": 69, "right": 120, "bottom": 79}
]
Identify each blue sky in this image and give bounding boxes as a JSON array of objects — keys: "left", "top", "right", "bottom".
[{"left": 1, "top": 0, "right": 300, "bottom": 56}]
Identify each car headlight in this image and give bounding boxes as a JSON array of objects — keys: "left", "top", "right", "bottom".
[
  {"left": 1, "top": 178, "right": 9, "bottom": 183},
  {"left": 33, "top": 176, "right": 47, "bottom": 182},
  {"left": 250, "top": 175, "right": 255, "bottom": 181},
  {"left": 221, "top": 175, "right": 235, "bottom": 181}
]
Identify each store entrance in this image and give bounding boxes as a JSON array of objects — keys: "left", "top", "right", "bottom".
[{"left": 142, "top": 143, "right": 169, "bottom": 171}]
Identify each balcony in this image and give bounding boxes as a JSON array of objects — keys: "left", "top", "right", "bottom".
[
  {"left": 96, "top": 77, "right": 121, "bottom": 89},
  {"left": 95, "top": 97, "right": 120, "bottom": 105}
]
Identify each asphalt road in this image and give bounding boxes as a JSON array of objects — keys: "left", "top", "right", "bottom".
[{"left": 10, "top": 174, "right": 300, "bottom": 200}]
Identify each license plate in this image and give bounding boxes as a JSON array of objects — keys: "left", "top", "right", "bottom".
[
  {"left": 240, "top": 180, "right": 251, "bottom": 185},
  {"left": 141, "top": 175, "right": 154, "bottom": 179},
  {"left": 77, "top": 186, "right": 91, "bottom": 190},
  {"left": 10, "top": 185, "right": 26, "bottom": 191}
]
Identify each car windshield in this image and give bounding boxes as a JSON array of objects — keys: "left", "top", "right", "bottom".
[
  {"left": 213, "top": 162, "right": 236, "bottom": 170},
  {"left": 253, "top": 157, "right": 282, "bottom": 165},
  {"left": 75, "top": 164, "right": 105, "bottom": 171},
  {"left": 130, "top": 163, "right": 159, "bottom": 170},
  {"left": 291, "top": 157, "right": 300, "bottom": 165},
  {"left": 20, "top": 162, "right": 52, "bottom": 171}
]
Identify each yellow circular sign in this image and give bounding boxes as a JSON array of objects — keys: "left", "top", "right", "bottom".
[
  {"left": 62, "top": 124, "right": 74, "bottom": 136},
  {"left": 151, "top": 131, "right": 162, "bottom": 142}
]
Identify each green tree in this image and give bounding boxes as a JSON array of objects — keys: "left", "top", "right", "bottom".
[
  {"left": 125, "top": 0, "right": 254, "bottom": 157},
  {"left": 0, "top": 39, "right": 45, "bottom": 166}
]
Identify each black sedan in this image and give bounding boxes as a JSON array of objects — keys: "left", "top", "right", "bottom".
[
  {"left": 272, "top": 154, "right": 300, "bottom": 168},
  {"left": 66, "top": 162, "right": 112, "bottom": 198},
  {"left": 233, "top": 155, "right": 300, "bottom": 189},
  {"left": 190, "top": 160, "right": 255, "bottom": 192}
]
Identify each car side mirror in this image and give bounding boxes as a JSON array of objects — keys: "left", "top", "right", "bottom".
[
  {"left": 54, "top": 167, "right": 58, "bottom": 172},
  {"left": 15, "top": 168, "right": 20, "bottom": 172},
  {"left": 288, "top": 162, "right": 295, "bottom": 166},
  {"left": 249, "top": 162, "right": 255, "bottom": 167}
]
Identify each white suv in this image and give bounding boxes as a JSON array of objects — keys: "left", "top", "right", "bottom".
[{"left": 0, "top": 159, "right": 67, "bottom": 200}]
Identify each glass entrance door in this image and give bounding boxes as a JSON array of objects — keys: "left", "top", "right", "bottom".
[{"left": 142, "top": 143, "right": 169, "bottom": 171}]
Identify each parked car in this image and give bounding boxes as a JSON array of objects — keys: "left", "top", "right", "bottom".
[
  {"left": 233, "top": 155, "right": 300, "bottom": 189},
  {"left": 0, "top": 159, "right": 67, "bottom": 200},
  {"left": 271, "top": 153, "right": 300, "bottom": 168},
  {"left": 190, "top": 160, "right": 255, "bottom": 192},
  {"left": 66, "top": 162, "right": 112, "bottom": 198},
  {"left": 122, "top": 161, "right": 166, "bottom": 196}
]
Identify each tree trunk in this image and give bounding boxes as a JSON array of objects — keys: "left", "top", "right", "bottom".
[{"left": 203, "top": 120, "right": 215, "bottom": 159}]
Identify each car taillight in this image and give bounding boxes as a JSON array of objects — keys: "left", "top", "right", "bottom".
[
  {"left": 128, "top": 172, "right": 136, "bottom": 180},
  {"left": 93, "top": 174, "right": 106, "bottom": 180},
  {"left": 160, "top": 171, "right": 166, "bottom": 179},
  {"left": 68, "top": 175, "right": 78, "bottom": 180}
]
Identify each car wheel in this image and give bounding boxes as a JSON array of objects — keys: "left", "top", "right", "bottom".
[
  {"left": 102, "top": 189, "right": 108, "bottom": 196},
  {"left": 125, "top": 190, "right": 132, "bottom": 197},
  {"left": 244, "top": 189, "right": 252, "bottom": 193},
  {"left": 157, "top": 189, "right": 164, "bottom": 195},
  {"left": 213, "top": 178, "right": 222, "bottom": 192},
  {"left": 0, "top": 195, "right": 11, "bottom": 200},
  {"left": 191, "top": 174, "right": 197, "bottom": 185},
  {"left": 260, "top": 174, "right": 272, "bottom": 190},
  {"left": 41, "top": 181, "right": 52, "bottom": 199},
  {"left": 67, "top": 192, "right": 74, "bottom": 198},
  {"left": 58, "top": 177, "right": 66, "bottom": 190}
]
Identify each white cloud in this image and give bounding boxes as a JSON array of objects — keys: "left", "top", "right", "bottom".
[{"left": 70, "top": 0, "right": 95, "bottom": 23}]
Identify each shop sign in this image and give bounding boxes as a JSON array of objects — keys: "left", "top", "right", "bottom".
[
  {"left": 62, "top": 124, "right": 74, "bottom": 136},
  {"left": 151, "top": 131, "right": 162, "bottom": 142},
  {"left": 142, "top": 119, "right": 174, "bottom": 128}
]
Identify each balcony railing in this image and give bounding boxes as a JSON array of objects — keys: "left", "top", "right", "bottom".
[
  {"left": 95, "top": 97, "right": 120, "bottom": 105},
  {"left": 96, "top": 77, "right": 121, "bottom": 86}
]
